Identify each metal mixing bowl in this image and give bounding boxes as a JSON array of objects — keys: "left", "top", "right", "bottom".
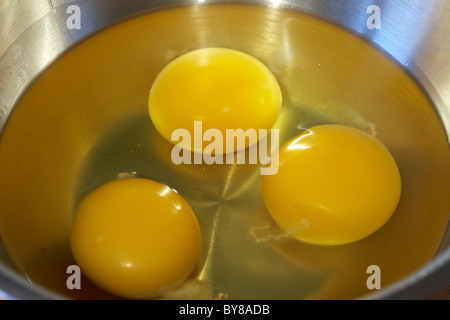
[{"left": 0, "top": 0, "right": 449, "bottom": 300}]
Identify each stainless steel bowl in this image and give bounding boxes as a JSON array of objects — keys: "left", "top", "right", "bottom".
[{"left": 0, "top": 0, "right": 449, "bottom": 300}]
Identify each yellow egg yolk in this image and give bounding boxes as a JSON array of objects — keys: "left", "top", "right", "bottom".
[
  {"left": 262, "top": 124, "right": 401, "bottom": 246},
  {"left": 70, "top": 178, "right": 201, "bottom": 299},
  {"left": 148, "top": 47, "right": 282, "bottom": 153}
]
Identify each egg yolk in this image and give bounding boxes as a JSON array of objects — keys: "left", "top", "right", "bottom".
[
  {"left": 70, "top": 177, "right": 201, "bottom": 299},
  {"left": 149, "top": 47, "right": 282, "bottom": 153},
  {"left": 262, "top": 124, "right": 401, "bottom": 246}
]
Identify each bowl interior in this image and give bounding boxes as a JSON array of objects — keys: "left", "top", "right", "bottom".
[{"left": 0, "top": 4, "right": 449, "bottom": 300}]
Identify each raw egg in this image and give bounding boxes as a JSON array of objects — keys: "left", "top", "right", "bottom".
[
  {"left": 70, "top": 177, "right": 201, "bottom": 299},
  {"left": 262, "top": 124, "right": 401, "bottom": 246},
  {"left": 148, "top": 47, "right": 282, "bottom": 153}
]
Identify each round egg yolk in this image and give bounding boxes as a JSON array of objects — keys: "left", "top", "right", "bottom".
[
  {"left": 262, "top": 124, "right": 401, "bottom": 246},
  {"left": 70, "top": 177, "right": 201, "bottom": 299},
  {"left": 148, "top": 47, "right": 282, "bottom": 153}
]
